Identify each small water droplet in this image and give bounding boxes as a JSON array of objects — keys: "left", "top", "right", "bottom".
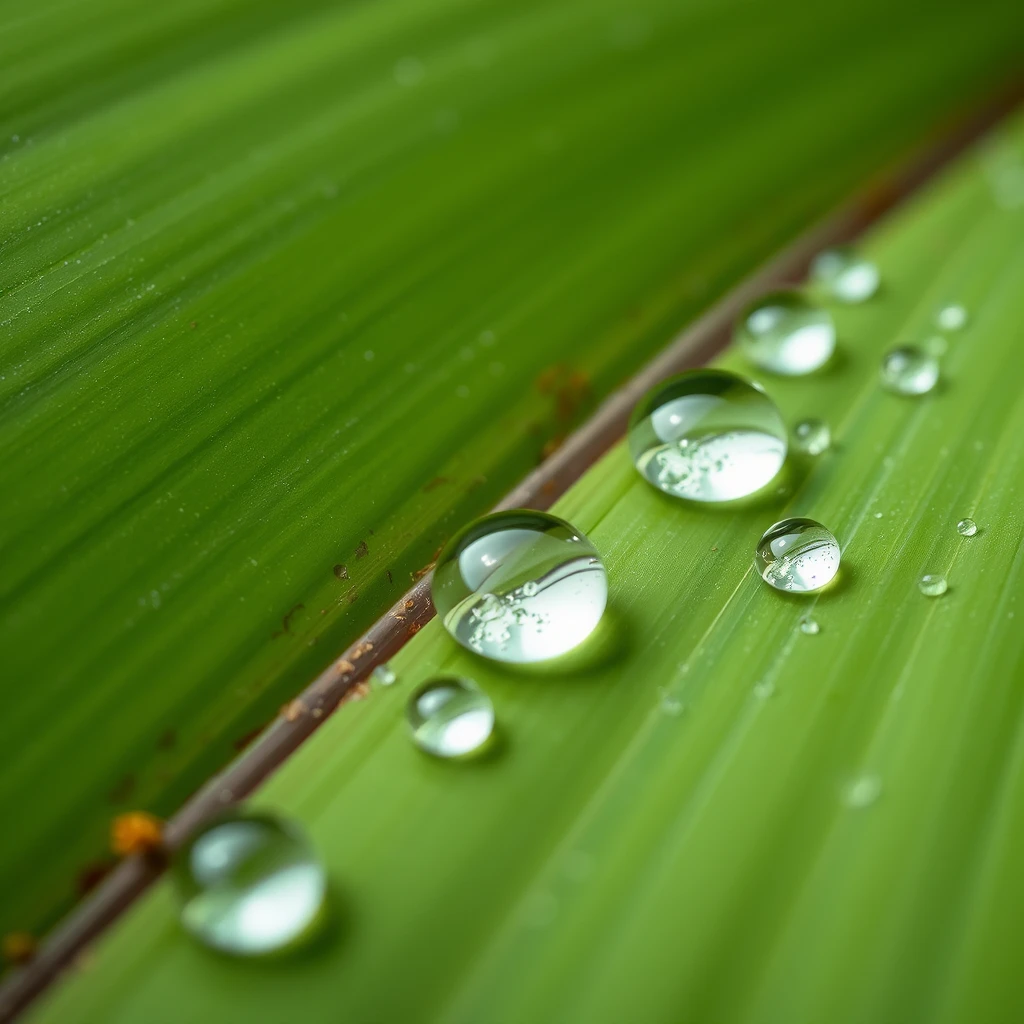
[
  {"left": 880, "top": 346, "right": 939, "bottom": 396},
  {"left": 755, "top": 518, "right": 840, "bottom": 593},
  {"left": 433, "top": 510, "right": 607, "bottom": 663},
  {"left": 737, "top": 291, "right": 835, "bottom": 375},
  {"left": 957, "top": 518, "right": 978, "bottom": 537},
  {"left": 844, "top": 774, "right": 882, "bottom": 808},
  {"left": 873, "top": 512, "right": 884, "bottom": 519},
  {"left": 407, "top": 677, "right": 494, "bottom": 757},
  {"left": 792, "top": 418, "right": 831, "bottom": 455},
  {"left": 810, "top": 247, "right": 880, "bottom": 303},
  {"left": 628, "top": 369, "right": 787, "bottom": 502},
  {"left": 372, "top": 663, "right": 397, "bottom": 687},
  {"left": 173, "top": 811, "right": 326, "bottom": 955},
  {"left": 936, "top": 304, "right": 968, "bottom": 332},
  {"left": 923, "top": 334, "right": 948, "bottom": 358},
  {"left": 799, "top": 616, "right": 820, "bottom": 635},
  {"left": 659, "top": 690, "right": 685, "bottom": 716},
  {"left": 753, "top": 680, "right": 775, "bottom": 699},
  {"left": 918, "top": 573, "right": 948, "bottom": 597}
]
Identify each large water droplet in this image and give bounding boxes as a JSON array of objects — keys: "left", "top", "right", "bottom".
[
  {"left": 792, "top": 418, "right": 831, "bottom": 455},
  {"left": 936, "top": 304, "right": 968, "bottom": 331},
  {"left": 407, "top": 677, "right": 494, "bottom": 757},
  {"left": 738, "top": 291, "right": 835, "bottom": 374},
  {"left": 880, "top": 346, "right": 939, "bottom": 396},
  {"left": 957, "top": 518, "right": 978, "bottom": 537},
  {"left": 919, "top": 573, "right": 948, "bottom": 597},
  {"left": 628, "top": 369, "right": 787, "bottom": 502},
  {"left": 173, "top": 812, "right": 326, "bottom": 955},
  {"left": 432, "top": 510, "right": 607, "bottom": 663},
  {"left": 811, "top": 248, "right": 880, "bottom": 303},
  {"left": 755, "top": 518, "right": 840, "bottom": 594}
]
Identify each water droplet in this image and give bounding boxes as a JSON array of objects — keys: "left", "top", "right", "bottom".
[
  {"left": 433, "top": 510, "right": 607, "bottom": 663},
  {"left": 628, "top": 369, "right": 787, "bottom": 502},
  {"left": 936, "top": 304, "right": 968, "bottom": 331},
  {"left": 957, "top": 518, "right": 978, "bottom": 537},
  {"left": 792, "top": 418, "right": 831, "bottom": 455},
  {"left": 799, "top": 616, "right": 820, "bottom": 635},
  {"left": 923, "top": 334, "right": 948, "bottom": 358},
  {"left": 659, "top": 690, "right": 685, "bottom": 716},
  {"left": 407, "top": 677, "right": 494, "bottom": 757},
  {"left": 843, "top": 774, "right": 882, "bottom": 808},
  {"left": 737, "top": 291, "right": 835, "bottom": 375},
  {"left": 753, "top": 679, "right": 775, "bottom": 699},
  {"left": 810, "top": 247, "right": 880, "bottom": 303},
  {"left": 880, "top": 346, "right": 939, "bottom": 396},
  {"left": 755, "top": 518, "right": 840, "bottom": 593},
  {"left": 372, "top": 663, "right": 397, "bottom": 687},
  {"left": 918, "top": 573, "right": 947, "bottom": 597},
  {"left": 173, "top": 811, "right": 326, "bottom": 955},
  {"left": 873, "top": 512, "right": 884, "bottom": 519}
]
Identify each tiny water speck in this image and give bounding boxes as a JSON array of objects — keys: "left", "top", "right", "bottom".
[
  {"left": 957, "top": 518, "right": 978, "bottom": 537},
  {"left": 659, "top": 691, "right": 685, "bottom": 716},
  {"left": 173, "top": 811, "right": 326, "bottom": 955},
  {"left": 936, "top": 304, "right": 968, "bottom": 331},
  {"left": 407, "top": 677, "right": 494, "bottom": 757},
  {"left": 844, "top": 775, "right": 882, "bottom": 808},
  {"left": 432, "top": 509, "right": 607, "bottom": 663},
  {"left": 372, "top": 663, "right": 397, "bottom": 687},
  {"left": 753, "top": 680, "right": 775, "bottom": 699},
  {"left": 799, "top": 616, "right": 820, "bottom": 635},
  {"left": 755, "top": 518, "right": 840, "bottom": 593},
  {"left": 880, "top": 346, "right": 939, "bottom": 396},
  {"left": 811, "top": 247, "right": 880, "bottom": 303},
  {"left": 628, "top": 369, "right": 787, "bottom": 502},
  {"left": 793, "top": 418, "right": 831, "bottom": 455},
  {"left": 924, "top": 334, "right": 948, "bottom": 358},
  {"left": 874, "top": 512, "right": 884, "bottom": 519},
  {"left": 737, "top": 291, "right": 835, "bottom": 375},
  {"left": 919, "top": 573, "right": 948, "bottom": 597}
]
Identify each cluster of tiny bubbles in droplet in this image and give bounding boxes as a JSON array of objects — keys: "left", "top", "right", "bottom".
[
  {"left": 792, "top": 418, "right": 831, "bottom": 456},
  {"left": 406, "top": 676, "right": 495, "bottom": 758},
  {"left": 627, "top": 369, "right": 787, "bottom": 502},
  {"left": 755, "top": 518, "right": 841, "bottom": 594},
  {"left": 431, "top": 509, "right": 607, "bottom": 663},
  {"left": 737, "top": 290, "right": 836, "bottom": 375},
  {"left": 172, "top": 810, "right": 327, "bottom": 955},
  {"left": 810, "top": 247, "right": 880, "bottom": 304},
  {"left": 918, "top": 573, "right": 948, "bottom": 597},
  {"left": 879, "top": 345, "right": 939, "bottom": 396}
]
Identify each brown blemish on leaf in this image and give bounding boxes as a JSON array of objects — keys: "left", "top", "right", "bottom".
[
  {"left": 189, "top": 321, "right": 197, "bottom": 329},
  {"left": 354, "top": 540, "right": 368, "bottom": 559},
  {"left": 423, "top": 476, "right": 449, "bottom": 492},
  {"left": 108, "top": 775, "right": 135, "bottom": 803},
  {"left": 111, "top": 812, "right": 164, "bottom": 858},
  {"left": 272, "top": 603, "right": 305, "bottom": 638},
  {"left": 333, "top": 564, "right": 348, "bottom": 580},
  {"left": 347, "top": 590, "right": 359, "bottom": 604},
  {"left": 411, "top": 562, "right": 435, "bottom": 581},
  {"left": 156, "top": 729, "right": 177, "bottom": 751},
  {"left": 386, "top": 569, "right": 393, "bottom": 584},
  {"left": 3, "top": 932, "right": 37, "bottom": 965}
]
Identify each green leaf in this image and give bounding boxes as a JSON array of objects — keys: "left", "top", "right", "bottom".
[{"left": 29, "top": 99, "right": 1024, "bottom": 1024}]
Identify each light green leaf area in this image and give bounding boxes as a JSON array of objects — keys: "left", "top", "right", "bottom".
[
  {"left": 6, "top": 0, "right": 1023, "bottom": 941},
  {"left": 34, "top": 106, "right": 1024, "bottom": 1024}
]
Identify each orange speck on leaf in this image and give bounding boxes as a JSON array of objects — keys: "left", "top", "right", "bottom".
[{"left": 111, "top": 811, "right": 164, "bottom": 857}]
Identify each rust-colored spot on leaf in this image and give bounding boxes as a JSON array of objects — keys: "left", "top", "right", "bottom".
[
  {"left": 347, "top": 590, "right": 359, "bottom": 604},
  {"left": 156, "top": 729, "right": 177, "bottom": 751},
  {"left": 272, "top": 603, "right": 305, "bottom": 638},
  {"left": 333, "top": 564, "right": 348, "bottom": 580},
  {"left": 386, "top": 569, "right": 393, "bottom": 584},
  {"left": 411, "top": 562, "right": 436, "bottom": 582},
  {"left": 2, "top": 932, "right": 37, "bottom": 965},
  {"left": 354, "top": 540, "right": 368, "bottom": 559},
  {"left": 111, "top": 812, "right": 164, "bottom": 858},
  {"left": 423, "top": 476, "right": 449, "bottom": 492},
  {"left": 189, "top": 321, "right": 197, "bottom": 330}
]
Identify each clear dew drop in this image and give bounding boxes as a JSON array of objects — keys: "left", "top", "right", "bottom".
[
  {"left": 799, "top": 616, "right": 820, "bottom": 635},
  {"left": 755, "top": 518, "right": 841, "bottom": 594},
  {"left": 628, "top": 369, "right": 787, "bottom": 502},
  {"left": 844, "top": 774, "right": 882, "bottom": 808},
  {"left": 810, "top": 247, "right": 880, "bottom": 303},
  {"left": 957, "top": 518, "right": 978, "bottom": 537},
  {"left": 792, "top": 418, "right": 831, "bottom": 455},
  {"left": 737, "top": 291, "right": 836, "bottom": 375},
  {"left": 880, "top": 346, "right": 939, "bottom": 396},
  {"left": 919, "top": 573, "right": 948, "bottom": 597},
  {"left": 371, "top": 663, "right": 397, "bottom": 687},
  {"left": 406, "top": 677, "right": 494, "bottom": 758},
  {"left": 936, "top": 304, "right": 968, "bottom": 332},
  {"left": 172, "top": 811, "right": 326, "bottom": 956},
  {"left": 432, "top": 509, "right": 607, "bottom": 663}
]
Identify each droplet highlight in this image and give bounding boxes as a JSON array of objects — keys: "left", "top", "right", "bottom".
[
  {"left": 432, "top": 510, "right": 607, "bottom": 663},
  {"left": 173, "top": 811, "right": 326, "bottom": 956},
  {"left": 755, "top": 518, "right": 840, "bottom": 593},
  {"left": 918, "top": 573, "right": 948, "bottom": 597},
  {"left": 880, "top": 346, "right": 939, "bottom": 396},
  {"left": 799, "top": 616, "right": 820, "bottom": 635},
  {"left": 936, "top": 304, "right": 968, "bottom": 332},
  {"left": 844, "top": 774, "right": 882, "bottom": 808},
  {"left": 957, "top": 518, "right": 978, "bottom": 537},
  {"left": 372, "top": 663, "right": 397, "bottom": 687},
  {"left": 792, "top": 418, "right": 831, "bottom": 456},
  {"left": 811, "top": 247, "right": 880, "bottom": 303},
  {"left": 738, "top": 291, "right": 835, "bottom": 375},
  {"left": 628, "top": 369, "right": 787, "bottom": 502},
  {"left": 407, "top": 677, "right": 494, "bottom": 757}
]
